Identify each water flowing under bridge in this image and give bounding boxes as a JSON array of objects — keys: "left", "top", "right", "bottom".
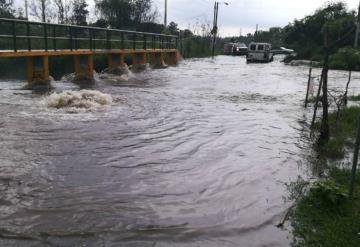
[{"left": 0, "top": 18, "right": 181, "bottom": 85}]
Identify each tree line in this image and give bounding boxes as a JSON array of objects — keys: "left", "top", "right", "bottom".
[
  {"left": 0, "top": 0, "right": 196, "bottom": 36},
  {"left": 225, "top": 2, "right": 357, "bottom": 63}
]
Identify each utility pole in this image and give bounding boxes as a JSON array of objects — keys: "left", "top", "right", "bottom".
[
  {"left": 164, "top": 0, "right": 168, "bottom": 27},
  {"left": 41, "top": 0, "right": 46, "bottom": 22},
  {"left": 355, "top": 0, "right": 360, "bottom": 48},
  {"left": 211, "top": 1, "right": 228, "bottom": 57},
  {"left": 25, "top": 0, "right": 28, "bottom": 20},
  {"left": 255, "top": 24, "right": 258, "bottom": 42},
  {"left": 212, "top": 1, "right": 218, "bottom": 57}
]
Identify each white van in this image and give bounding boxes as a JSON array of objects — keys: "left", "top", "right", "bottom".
[{"left": 246, "top": 42, "right": 274, "bottom": 63}]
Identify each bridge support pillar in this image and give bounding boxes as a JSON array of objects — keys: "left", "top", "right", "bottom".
[
  {"left": 132, "top": 52, "right": 148, "bottom": 71},
  {"left": 74, "top": 55, "right": 94, "bottom": 83},
  {"left": 24, "top": 56, "right": 51, "bottom": 90},
  {"left": 151, "top": 52, "right": 167, "bottom": 68},
  {"left": 105, "top": 53, "right": 130, "bottom": 75},
  {"left": 108, "top": 54, "right": 125, "bottom": 70},
  {"left": 165, "top": 51, "right": 181, "bottom": 66}
]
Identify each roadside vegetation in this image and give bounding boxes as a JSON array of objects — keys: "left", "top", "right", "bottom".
[
  {"left": 284, "top": 2, "right": 360, "bottom": 245},
  {"left": 224, "top": 2, "right": 359, "bottom": 71},
  {"left": 291, "top": 168, "right": 360, "bottom": 247},
  {"left": 289, "top": 106, "right": 360, "bottom": 247}
]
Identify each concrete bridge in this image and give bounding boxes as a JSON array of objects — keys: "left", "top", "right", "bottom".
[{"left": 0, "top": 18, "right": 181, "bottom": 87}]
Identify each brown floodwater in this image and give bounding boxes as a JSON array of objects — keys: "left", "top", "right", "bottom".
[{"left": 1, "top": 56, "right": 359, "bottom": 246}]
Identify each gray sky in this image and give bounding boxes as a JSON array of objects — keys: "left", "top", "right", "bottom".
[
  {"left": 15, "top": 0, "right": 359, "bottom": 36},
  {"left": 153, "top": 0, "right": 359, "bottom": 36}
]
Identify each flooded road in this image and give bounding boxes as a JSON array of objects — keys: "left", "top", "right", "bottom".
[{"left": 0, "top": 56, "right": 356, "bottom": 246}]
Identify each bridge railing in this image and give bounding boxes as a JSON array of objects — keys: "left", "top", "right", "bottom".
[{"left": 0, "top": 18, "right": 178, "bottom": 53}]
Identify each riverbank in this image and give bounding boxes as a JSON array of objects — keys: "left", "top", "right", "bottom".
[{"left": 290, "top": 105, "right": 360, "bottom": 247}]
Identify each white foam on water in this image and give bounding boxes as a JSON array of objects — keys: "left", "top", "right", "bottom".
[
  {"left": 100, "top": 64, "right": 142, "bottom": 84},
  {"left": 99, "top": 72, "right": 137, "bottom": 83},
  {"left": 44, "top": 90, "right": 113, "bottom": 113}
]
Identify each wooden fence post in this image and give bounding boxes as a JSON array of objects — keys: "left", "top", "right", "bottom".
[
  {"left": 305, "top": 64, "right": 312, "bottom": 108},
  {"left": 311, "top": 75, "right": 323, "bottom": 129},
  {"left": 349, "top": 114, "right": 360, "bottom": 197}
]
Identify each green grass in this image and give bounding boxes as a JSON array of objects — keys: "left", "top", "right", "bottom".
[
  {"left": 314, "top": 106, "right": 360, "bottom": 160},
  {"left": 291, "top": 106, "right": 360, "bottom": 247},
  {"left": 348, "top": 95, "right": 360, "bottom": 101},
  {"left": 180, "top": 37, "right": 219, "bottom": 58},
  {"left": 291, "top": 169, "right": 360, "bottom": 247},
  {"left": 307, "top": 96, "right": 322, "bottom": 104}
]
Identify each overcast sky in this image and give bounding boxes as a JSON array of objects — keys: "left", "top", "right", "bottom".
[
  {"left": 153, "top": 0, "right": 359, "bottom": 36},
  {"left": 15, "top": 0, "right": 359, "bottom": 36}
]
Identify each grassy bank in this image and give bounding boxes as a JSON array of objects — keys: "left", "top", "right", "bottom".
[
  {"left": 291, "top": 106, "right": 360, "bottom": 247},
  {"left": 292, "top": 168, "right": 360, "bottom": 247}
]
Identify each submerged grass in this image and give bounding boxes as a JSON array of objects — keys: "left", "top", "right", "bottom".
[
  {"left": 306, "top": 96, "right": 322, "bottom": 104},
  {"left": 291, "top": 106, "right": 360, "bottom": 247}
]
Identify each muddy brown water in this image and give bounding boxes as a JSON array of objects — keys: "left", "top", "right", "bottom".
[{"left": 1, "top": 56, "right": 359, "bottom": 247}]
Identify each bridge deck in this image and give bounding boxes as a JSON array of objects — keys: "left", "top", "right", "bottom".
[
  {"left": 0, "top": 18, "right": 179, "bottom": 58},
  {"left": 0, "top": 49, "right": 178, "bottom": 58},
  {"left": 0, "top": 18, "right": 181, "bottom": 84}
]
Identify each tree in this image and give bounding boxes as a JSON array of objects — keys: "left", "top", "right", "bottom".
[
  {"left": 54, "top": 0, "right": 71, "bottom": 24},
  {"left": 133, "top": 0, "right": 157, "bottom": 23},
  {"left": 0, "top": 0, "right": 14, "bottom": 18},
  {"left": 283, "top": 2, "right": 355, "bottom": 59},
  {"left": 165, "top": 21, "right": 179, "bottom": 35},
  {"left": 30, "top": 0, "right": 53, "bottom": 22},
  {"left": 91, "top": 18, "right": 108, "bottom": 28},
  {"left": 137, "top": 21, "right": 163, "bottom": 33},
  {"left": 95, "top": 0, "right": 132, "bottom": 29},
  {"left": 182, "top": 29, "right": 193, "bottom": 38},
  {"left": 95, "top": 0, "right": 158, "bottom": 29},
  {"left": 71, "top": 0, "right": 88, "bottom": 26},
  {"left": 317, "top": 3, "right": 355, "bottom": 143}
]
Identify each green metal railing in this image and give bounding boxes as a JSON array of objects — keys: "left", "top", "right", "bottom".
[{"left": 0, "top": 18, "right": 178, "bottom": 52}]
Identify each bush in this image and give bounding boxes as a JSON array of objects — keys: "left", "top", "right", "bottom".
[
  {"left": 329, "top": 47, "right": 360, "bottom": 70},
  {"left": 310, "top": 181, "right": 348, "bottom": 210}
]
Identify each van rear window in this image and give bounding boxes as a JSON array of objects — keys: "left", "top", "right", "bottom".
[
  {"left": 258, "top": 45, "right": 264, "bottom": 51},
  {"left": 250, "top": 45, "right": 256, "bottom": 50}
]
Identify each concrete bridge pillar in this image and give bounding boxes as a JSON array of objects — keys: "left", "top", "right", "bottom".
[
  {"left": 151, "top": 52, "right": 167, "bottom": 68},
  {"left": 105, "top": 53, "right": 129, "bottom": 75},
  {"left": 132, "top": 52, "right": 147, "bottom": 65},
  {"left": 132, "top": 52, "right": 147, "bottom": 71},
  {"left": 26, "top": 56, "right": 50, "bottom": 86},
  {"left": 74, "top": 55, "right": 94, "bottom": 83},
  {"left": 165, "top": 51, "right": 181, "bottom": 66},
  {"left": 108, "top": 54, "right": 125, "bottom": 70}
]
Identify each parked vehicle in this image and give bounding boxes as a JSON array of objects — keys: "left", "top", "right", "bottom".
[
  {"left": 224, "top": 43, "right": 248, "bottom": 56},
  {"left": 246, "top": 42, "right": 274, "bottom": 63},
  {"left": 233, "top": 43, "right": 248, "bottom": 56}
]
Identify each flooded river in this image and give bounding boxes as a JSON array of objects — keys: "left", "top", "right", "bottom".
[{"left": 0, "top": 56, "right": 357, "bottom": 246}]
